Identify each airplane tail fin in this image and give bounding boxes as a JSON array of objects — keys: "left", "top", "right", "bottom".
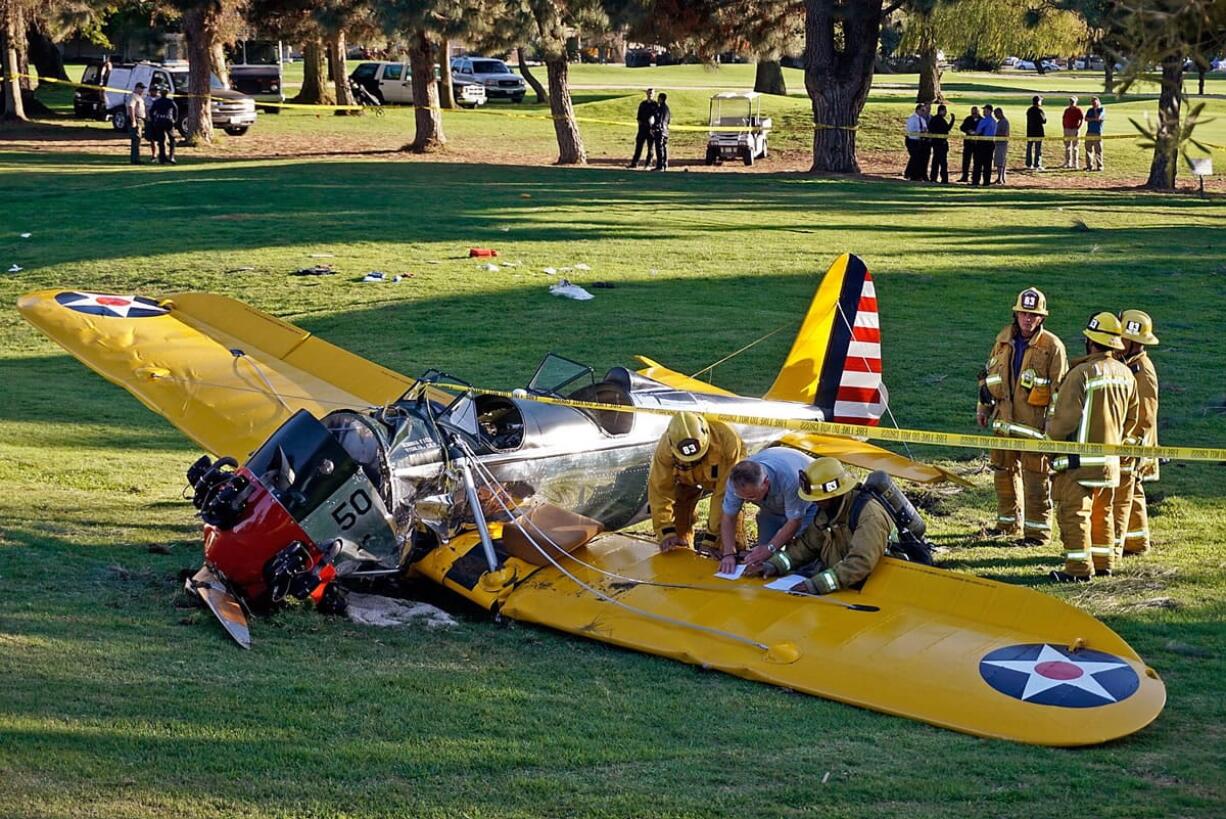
[{"left": 763, "top": 253, "right": 886, "bottom": 426}]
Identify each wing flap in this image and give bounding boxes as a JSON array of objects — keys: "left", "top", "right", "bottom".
[
  {"left": 777, "top": 431, "right": 971, "bottom": 486},
  {"left": 633, "top": 356, "right": 737, "bottom": 397},
  {"left": 18, "top": 290, "right": 412, "bottom": 457},
  {"left": 499, "top": 534, "right": 1165, "bottom": 746}
]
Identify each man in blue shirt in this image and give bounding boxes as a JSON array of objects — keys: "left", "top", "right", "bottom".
[
  {"left": 971, "top": 103, "right": 997, "bottom": 186},
  {"left": 1084, "top": 96, "right": 1106, "bottom": 172},
  {"left": 719, "top": 447, "right": 817, "bottom": 575}
]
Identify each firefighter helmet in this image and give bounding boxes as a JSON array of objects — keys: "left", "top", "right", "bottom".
[
  {"left": 1083, "top": 311, "right": 1125, "bottom": 350},
  {"left": 1012, "top": 287, "right": 1049, "bottom": 317},
  {"left": 1119, "top": 309, "right": 1159, "bottom": 346},
  {"left": 667, "top": 412, "right": 710, "bottom": 463},
  {"left": 797, "top": 457, "right": 855, "bottom": 502}
]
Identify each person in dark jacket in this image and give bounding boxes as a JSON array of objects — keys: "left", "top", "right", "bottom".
[
  {"left": 147, "top": 87, "right": 179, "bottom": 165},
  {"left": 927, "top": 103, "right": 955, "bottom": 183},
  {"left": 652, "top": 92, "right": 672, "bottom": 171},
  {"left": 629, "top": 88, "right": 657, "bottom": 169},
  {"left": 957, "top": 106, "right": 982, "bottom": 182},
  {"left": 1025, "top": 95, "right": 1046, "bottom": 170}
]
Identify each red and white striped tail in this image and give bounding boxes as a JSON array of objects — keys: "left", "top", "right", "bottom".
[{"left": 832, "top": 272, "right": 886, "bottom": 426}]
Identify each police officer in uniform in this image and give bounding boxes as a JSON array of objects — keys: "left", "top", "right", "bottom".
[
  {"left": 628, "top": 88, "right": 657, "bottom": 169},
  {"left": 647, "top": 412, "right": 745, "bottom": 556},
  {"left": 1111, "top": 310, "right": 1160, "bottom": 556},
  {"left": 743, "top": 458, "right": 893, "bottom": 595},
  {"left": 652, "top": 92, "right": 672, "bottom": 171},
  {"left": 1047, "top": 312, "right": 1139, "bottom": 582},
  {"left": 147, "top": 86, "right": 179, "bottom": 165},
  {"left": 977, "top": 288, "right": 1068, "bottom": 543}
]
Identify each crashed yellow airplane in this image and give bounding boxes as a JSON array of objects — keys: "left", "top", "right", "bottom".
[{"left": 18, "top": 253, "right": 1165, "bottom": 747}]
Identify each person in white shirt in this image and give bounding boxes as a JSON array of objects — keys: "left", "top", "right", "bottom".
[
  {"left": 904, "top": 103, "right": 929, "bottom": 181},
  {"left": 126, "top": 83, "right": 147, "bottom": 165}
]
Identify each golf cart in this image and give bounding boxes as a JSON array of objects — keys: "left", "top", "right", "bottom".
[{"left": 705, "top": 91, "right": 772, "bottom": 166}]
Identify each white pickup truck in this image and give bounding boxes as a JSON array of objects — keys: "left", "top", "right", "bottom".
[
  {"left": 102, "top": 61, "right": 258, "bottom": 135},
  {"left": 349, "top": 60, "right": 486, "bottom": 108}
]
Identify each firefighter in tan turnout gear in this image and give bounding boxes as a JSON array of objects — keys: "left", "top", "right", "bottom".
[
  {"left": 648, "top": 412, "right": 745, "bottom": 556},
  {"left": 1047, "top": 312, "right": 1139, "bottom": 582},
  {"left": 977, "top": 288, "right": 1068, "bottom": 543},
  {"left": 1112, "top": 310, "right": 1160, "bottom": 556},
  {"left": 743, "top": 458, "right": 893, "bottom": 594}
]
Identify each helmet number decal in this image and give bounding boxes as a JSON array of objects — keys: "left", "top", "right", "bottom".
[
  {"left": 1022, "top": 292, "right": 1038, "bottom": 309},
  {"left": 822, "top": 479, "right": 840, "bottom": 494},
  {"left": 678, "top": 439, "right": 700, "bottom": 457},
  {"left": 1126, "top": 320, "right": 1141, "bottom": 334},
  {"left": 1089, "top": 317, "right": 1101, "bottom": 330}
]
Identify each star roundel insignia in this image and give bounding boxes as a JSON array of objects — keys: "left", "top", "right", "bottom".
[
  {"left": 979, "top": 643, "right": 1140, "bottom": 708},
  {"left": 55, "top": 291, "right": 168, "bottom": 319}
]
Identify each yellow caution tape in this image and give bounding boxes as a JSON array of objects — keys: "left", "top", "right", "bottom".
[{"left": 430, "top": 382, "right": 1226, "bottom": 463}]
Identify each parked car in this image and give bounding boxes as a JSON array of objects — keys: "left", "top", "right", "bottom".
[
  {"left": 449, "top": 56, "right": 526, "bottom": 103},
  {"left": 349, "top": 60, "right": 486, "bottom": 108},
  {"left": 625, "top": 49, "right": 652, "bottom": 68},
  {"left": 76, "top": 60, "right": 258, "bottom": 136}
]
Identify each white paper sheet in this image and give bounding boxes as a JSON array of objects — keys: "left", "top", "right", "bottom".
[
  {"left": 714, "top": 564, "right": 746, "bottom": 581},
  {"left": 764, "top": 574, "right": 808, "bottom": 592}
]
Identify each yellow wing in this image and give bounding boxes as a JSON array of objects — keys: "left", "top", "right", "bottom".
[
  {"left": 416, "top": 530, "right": 1166, "bottom": 747},
  {"left": 18, "top": 289, "right": 413, "bottom": 458}
]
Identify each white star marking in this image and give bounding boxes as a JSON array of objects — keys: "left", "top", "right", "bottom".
[
  {"left": 58, "top": 292, "right": 166, "bottom": 318},
  {"left": 983, "top": 644, "right": 1128, "bottom": 703}
]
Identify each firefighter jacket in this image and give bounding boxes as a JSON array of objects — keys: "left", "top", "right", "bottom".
[
  {"left": 1046, "top": 351, "right": 1140, "bottom": 488},
  {"left": 1125, "top": 349, "right": 1160, "bottom": 481},
  {"left": 765, "top": 487, "right": 892, "bottom": 592},
  {"left": 648, "top": 419, "right": 744, "bottom": 543},
  {"left": 979, "top": 324, "right": 1068, "bottom": 433}
]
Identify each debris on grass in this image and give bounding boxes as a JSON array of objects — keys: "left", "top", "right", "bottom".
[
  {"left": 345, "top": 593, "right": 457, "bottom": 629},
  {"left": 8, "top": 264, "right": 22, "bottom": 273},
  {"left": 550, "top": 279, "right": 594, "bottom": 301},
  {"left": 478, "top": 263, "right": 501, "bottom": 272},
  {"left": 1071, "top": 218, "right": 1091, "bottom": 232},
  {"left": 308, "top": 253, "right": 335, "bottom": 258},
  {"left": 19, "top": 232, "right": 31, "bottom": 238},
  {"left": 291, "top": 265, "right": 335, "bottom": 276},
  {"left": 224, "top": 266, "right": 255, "bottom": 274},
  {"left": 574, "top": 262, "right": 592, "bottom": 270},
  {"left": 543, "top": 267, "right": 558, "bottom": 275},
  {"left": 1164, "top": 640, "right": 1212, "bottom": 658},
  {"left": 469, "top": 248, "right": 498, "bottom": 258}
]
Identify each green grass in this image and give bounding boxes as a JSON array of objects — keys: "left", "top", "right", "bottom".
[{"left": 2, "top": 148, "right": 1226, "bottom": 816}]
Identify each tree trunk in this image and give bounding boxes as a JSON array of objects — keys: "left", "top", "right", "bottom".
[
  {"left": 294, "top": 38, "right": 334, "bottom": 105},
  {"left": 26, "top": 24, "right": 67, "bottom": 81},
  {"left": 1146, "top": 57, "right": 1183, "bottom": 190},
  {"left": 1197, "top": 68, "right": 1205, "bottom": 96},
  {"left": 545, "top": 57, "right": 585, "bottom": 164},
  {"left": 438, "top": 38, "right": 454, "bottom": 109},
  {"left": 804, "top": 0, "right": 884, "bottom": 173},
  {"left": 1, "top": 0, "right": 27, "bottom": 122},
  {"left": 1103, "top": 60, "right": 1114, "bottom": 94},
  {"left": 182, "top": 8, "right": 216, "bottom": 143},
  {"left": 518, "top": 47, "right": 548, "bottom": 104},
  {"left": 916, "top": 27, "right": 941, "bottom": 102},
  {"left": 328, "top": 31, "right": 358, "bottom": 115},
  {"left": 13, "top": 0, "right": 27, "bottom": 90},
  {"left": 211, "top": 41, "right": 229, "bottom": 86},
  {"left": 754, "top": 59, "right": 787, "bottom": 95},
  {"left": 406, "top": 31, "right": 444, "bottom": 153}
]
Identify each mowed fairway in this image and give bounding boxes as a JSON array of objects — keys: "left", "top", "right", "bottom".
[{"left": 1, "top": 151, "right": 1225, "bottom": 818}]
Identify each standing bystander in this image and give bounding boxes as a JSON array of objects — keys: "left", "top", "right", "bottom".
[
  {"left": 993, "top": 107, "right": 1010, "bottom": 184},
  {"left": 126, "top": 83, "right": 147, "bottom": 166},
  {"left": 1062, "top": 96, "right": 1084, "bottom": 169},
  {"left": 957, "top": 106, "right": 982, "bottom": 182},
  {"left": 927, "top": 103, "right": 954, "bottom": 183},
  {"left": 904, "top": 103, "right": 929, "bottom": 180},
  {"left": 971, "top": 103, "right": 996, "bottom": 186},
  {"left": 1085, "top": 96, "right": 1106, "bottom": 171},
  {"left": 1025, "top": 95, "right": 1046, "bottom": 170}
]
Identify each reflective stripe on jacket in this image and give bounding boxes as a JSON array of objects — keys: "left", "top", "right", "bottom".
[
  {"left": 980, "top": 325, "right": 1068, "bottom": 431},
  {"left": 648, "top": 419, "right": 744, "bottom": 541},
  {"left": 768, "top": 487, "right": 892, "bottom": 590},
  {"left": 1127, "top": 350, "right": 1160, "bottom": 481},
  {"left": 1047, "top": 352, "right": 1140, "bottom": 488}
]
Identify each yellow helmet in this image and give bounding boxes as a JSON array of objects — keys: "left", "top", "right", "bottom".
[
  {"left": 667, "top": 412, "right": 710, "bottom": 462},
  {"left": 1119, "top": 309, "right": 1159, "bottom": 346},
  {"left": 1083, "top": 311, "right": 1125, "bottom": 350},
  {"left": 797, "top": 457, "right": 855, "bottom": 502},
  {"left": 1012, "top": 287, "right": 1049, "bottom": 317}
]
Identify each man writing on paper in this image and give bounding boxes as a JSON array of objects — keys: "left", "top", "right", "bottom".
[{"left": 720, "top": 448, "right": 816, "bottom": 575}]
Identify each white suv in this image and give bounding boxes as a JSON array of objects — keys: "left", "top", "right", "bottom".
[
  {"left": 350, "top": 60, "right": 486, "bottom": 108},
  {"left": 450, "top": 56, "right": 526, "bottom": 103}
]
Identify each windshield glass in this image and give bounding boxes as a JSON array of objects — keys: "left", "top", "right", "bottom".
[
  {"left": 471, "top": 60, "right": 510, "bottom": 74},
  {"left": 242, "top": 42, "right": 280, "bottom": 65},
  {"left": 170, "top": 72, "right": 226, "bottom": 92},
  {"left": 528, "top": 353, "right": 594, "bottom": 395}
]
